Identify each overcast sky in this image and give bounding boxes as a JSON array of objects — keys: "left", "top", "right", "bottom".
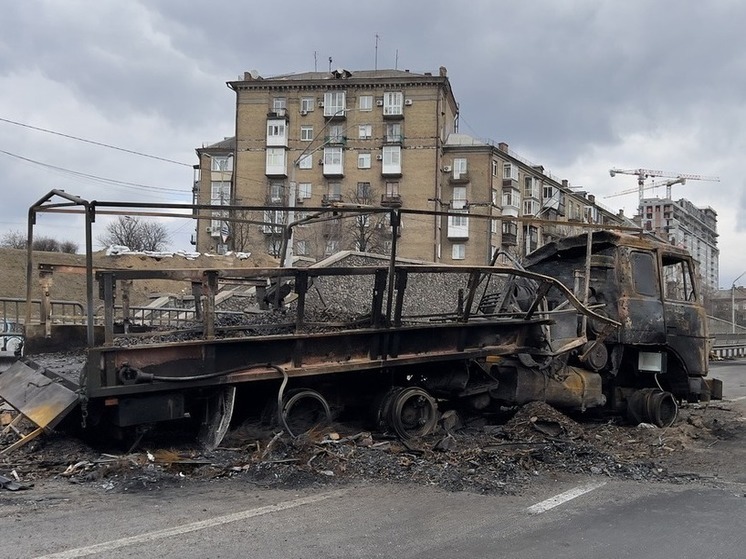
[{"left": 1, "top": 0, "right": 745, "bottom": 287}]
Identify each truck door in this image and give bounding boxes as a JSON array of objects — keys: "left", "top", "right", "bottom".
[
  {"left": 619, "top": 248, "right": 666, "bottom": 345},
  {"left": 660, "top": 254, "right": 708, "bottom": 377}
]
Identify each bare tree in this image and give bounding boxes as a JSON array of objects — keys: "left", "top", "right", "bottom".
[
  {"left": 1, "top": 229, "right": 78, "bottom": 253},
  {"left": 97, "top": 216, "right": 170, "bottom": 251},
  {"left": 344, "top": 183, "right": 387, "bottom": 253}
]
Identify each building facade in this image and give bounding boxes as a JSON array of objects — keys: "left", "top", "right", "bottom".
[
  {"left": 639, "top": 196, "right": 719, "bottom": 291},
  {"left": 194, "top": 67, "right": 627, "bottom": 264}
]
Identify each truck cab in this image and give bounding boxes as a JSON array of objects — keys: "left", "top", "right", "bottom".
[{"left": 524, "top": 231, "right": 715, "bottom": 405}]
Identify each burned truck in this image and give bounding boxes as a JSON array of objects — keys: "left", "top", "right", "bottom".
[{"left": 0, "top": 192, "right": 720, "bottom": 452}]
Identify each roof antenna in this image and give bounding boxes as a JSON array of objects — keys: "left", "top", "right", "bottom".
[
  {"left": 314, "top": 51, "right": 317, "bottom": 72},
  {"left": 328, "top": 57, "right": 333, "bottom": 72},
  {"left": 375, "top": 33, "right": 379, "bottom": 70},
  {"left": 395, "top": 48, "right": 399, "bottom": 70}
]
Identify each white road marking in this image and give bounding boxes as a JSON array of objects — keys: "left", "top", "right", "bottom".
[
  {"left": 527, "top": 481, "right": 606, "bottom": 515},
  {"left": 729, "top": 396, "right": 746, "bottom": 402},
  {"left": 33, "top": 489, "right": 347, "bottom": 559}
]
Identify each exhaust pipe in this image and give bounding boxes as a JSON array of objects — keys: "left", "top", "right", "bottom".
[{"left": 626, "top": 388, "right": 678, "bottom": 427}]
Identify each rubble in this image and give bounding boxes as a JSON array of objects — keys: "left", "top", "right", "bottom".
[{"left": 1, "top": 400, "right": 742, "bottom": 494}]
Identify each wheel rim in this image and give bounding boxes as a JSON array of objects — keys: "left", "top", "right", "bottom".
[
  {"left": 281, "top": 388, "right": 332, "bottom": 437},
  {"left": 388, "top": 387, "right": 438, "bottom": 439}
]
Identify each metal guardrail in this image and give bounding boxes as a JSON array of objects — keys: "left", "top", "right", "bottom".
[{"left": 0, "top": 297, "right": 85, "bottom": 326}]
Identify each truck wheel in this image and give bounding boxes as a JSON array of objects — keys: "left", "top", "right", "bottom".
[
  {"left": 197, "top": 386, "right": 236, "bottom": 450},
  {"left": 378, "top": 386, "right": 439, "bottom": 439}
]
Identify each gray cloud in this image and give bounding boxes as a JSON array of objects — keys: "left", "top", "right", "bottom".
[{"left": 1, "top": 0, "right": 745, "bottom": 283}]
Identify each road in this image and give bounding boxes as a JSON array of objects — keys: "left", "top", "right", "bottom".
[
  {"left": 0, "top": 359, "right": 743, "bottom": 558},
  {"left": 0, "top": 476, "right": 743, "bottom": 559}
]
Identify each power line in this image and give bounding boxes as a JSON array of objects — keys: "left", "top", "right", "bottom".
[
  {"left": 0, "top": 149, "right": 191, "bottom": 197},
  {"left": 0, "top": 116, "right": 192, "bottom": 167}
]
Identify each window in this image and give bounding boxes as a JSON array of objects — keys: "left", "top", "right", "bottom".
[
  {"left": 543, "top": 183, "right": 555, "bottom": 200},
  {"left": 383, "top": 91, "right": 403, "bottom": 115},
  {"left": 300, "top": 97, "right": 315, "bottom": 113},
  {"left": 502, "top": 221, "right": 517, "bottom": 236},
  {"left": 452, "top": 244, "right": 465, "bottom": 260},
  {"left": 325, "top": 239, "right": 339, "bottom": 255},
  {"left": 662, "top": 256, "right": 695, "bottom": 301},
  {"left": 298, "top": 153, "right": 313, "bottom": 169},
  {"left": 210, "top": 181, "right": 230, "bottom": 234},
  {"left": 323, "top": 146, "right": 343, "bottom": 174},
  {"left": 298, "top": 182, "right": 312, "bottom": 199},
  {"left": 385, "top": 181, "right": 400, "bottom": 197},
  {"left": 448, "top": 186, "right": 469, "bottom": 237},
  {"left": 300, "top": 126, "right": 313, "bottom": 141},
  {"left": 491, "top": 219, "right": 497, "bottom": 234},
  {"left": 491, "top": 188, "right": 498, "bottom": 206},
  {"left": 503, "top": 162, "right": 519, "bottom": 181},
  {"left": 358, "top": 153, "right": 371, "bottom": 169},
  {"left": 295, "top": 240, "right": 309, "bottom": 256},
  {"left": 359, "top": 95, "right": 373, "bottom": 111},
  {"left": 452, "top": 186, "right": 467, "bottom": 209},
  {"left": 453, "top": 158, "right": 467, "bottom": 179},
  {"left": 502, "top": 187, "right": 518, "bottom": 207},
  {"left": 266, "top": 119, "right": 287, "bottom": 146},
  {"left": 358, "top": 124, "right": 372, "bottom": 140},
  {"left": 327, "top": 182, "right": 342, "bottom": 201},
  {"left": 356, "top": 181, "right": 371, "bottom": 200},
  {"left": 265, "top": 147, "right": 287, "bottom": 175},
  {"left": 324, "top": 91, "right": 346, "bottom": 116},
  {"left": 382, "top": 145, "right": 401, "bottom": 174},
  {"left": 630, "top": 251, "right": 658, "bottom": 297},
  {"left": 492, "top": 160, "right": 498, "bottom": 177},
  {"left": 272, "top": 97, "right": 287, "bottom": 111},
  {"left": 211, "top": 155, "right": 232, "bottom": 172},
  {"left": 328, "top": 124, "right": 345, "bottom": 143},
  {"left": 385, "top": 122, "right": 402, "bottom": 142},
  {"left": 524, "top": 176, "right": 538, "bottom": 198},
  {"left": 523, "top": 199, "right": 539, "bottom": 216},
  {"left": 269, "top": 182, "right": 284, "bottom": 203},
  {"left": 262, "top": 209, "right": 285, "bottom": 234}
]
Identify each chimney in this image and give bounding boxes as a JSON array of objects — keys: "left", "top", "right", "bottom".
[
  {"left": 618, "top": 209, "right": 625, "bottom": 217},
  {"left": 562, "top": 179, "right": 569, "bottom": 189},
  {"left": 587, "top": 194, "right": 595, "bottom": 204},
  {"left": 439, "top": 66, "right": 448, "bottom": 77},
  {"left": 498, "top": 142, "right": 509, "bottom": 152}
]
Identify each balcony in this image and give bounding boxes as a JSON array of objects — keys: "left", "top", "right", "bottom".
[
  {"left": 322, "top": 194, "right": 343, "bottom": 206},
  {"left": 324, "top": 135, "right": 347, "bottom": 146},
  {"left": 501, "top": 233, "right": 517, "bottom": 246},
  {"left": 380, "top": 194, "right": 402, "bottom": 207},
  {"left": 449, "top": 172, "right": 470, "bottom": 184},
  {"left": 266, "top": 109, "right": 288, "bottom": 119},
  {"left": 384, "top": 134, "right": 404, "bottom": 144}
]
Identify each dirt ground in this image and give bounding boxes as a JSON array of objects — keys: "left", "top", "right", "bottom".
[
  {"left": 0, "top": 247, "right": 278, "bottom": 307},
  {"left": 1, "top": 397, "right": 743, "bottom": 496}
]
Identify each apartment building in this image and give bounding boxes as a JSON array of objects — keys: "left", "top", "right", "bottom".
[
  {"left": 194, "top": 66, "right": 626, "bottom": 263},
  {"left": 639, "top": 196, "right": 719, "bottom": 291}
]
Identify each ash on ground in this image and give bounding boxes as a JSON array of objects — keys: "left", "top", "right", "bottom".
[{"left": 2, "top": 400, "right": 743, "bottom": 495}]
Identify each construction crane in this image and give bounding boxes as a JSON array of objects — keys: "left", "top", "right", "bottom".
[
  {"left": 604, "top": 177, "right": 686, "bottom": 200},
  {"left": 608, "top": 168, "right": 720, "bottom": 212}
]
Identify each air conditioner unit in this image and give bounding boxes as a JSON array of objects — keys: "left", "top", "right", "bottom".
[
  {"left": 376, "top": 100, "right": 384, "bottom": 106},
  {"left": 376, "top": 154, "right": 383, "bottom": 160},
  {"left": 404, "top": 99, "right": 413, "bottom": 106},
  {"left": 300, "top": 110, "right": 308, "bottom": 116},
  {"left": 442, "top": 165, "right": 452, "bottom": 173}
]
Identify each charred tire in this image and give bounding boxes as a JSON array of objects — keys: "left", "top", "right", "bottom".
[
  {"left": 376, "top": 386, "right": 439, "bottom": 439},
  {"left": 280, "top": 388, "right": 332, "bottom": 437},
  {"left": 626, "top": 388, "right": 678, "bottom": 427}
]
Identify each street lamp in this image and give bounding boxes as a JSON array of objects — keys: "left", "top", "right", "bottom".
[{"left": 732, "top": 271, "right": 746, "bottom": 334}]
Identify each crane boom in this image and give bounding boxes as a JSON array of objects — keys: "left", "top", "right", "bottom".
[{"left": 608, "top": 168, "right": 720, "bottom": 211}]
